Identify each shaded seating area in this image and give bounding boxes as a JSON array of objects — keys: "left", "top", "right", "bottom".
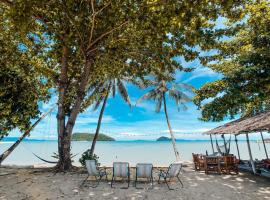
[
  {"left": 203, "top": 110, "right": 270, "bottom": 178},
  {"left": 204, "top": 156, "right": 221, "bottom": 174},
  {"left": 192, "top": 153, "right": 205, "bottom": 171},
  {"left": 81, "top": 161, "right": 184, "bottom": 190},
  {"left": 220, "top": 155, "right": 238, "bottom": 174}
]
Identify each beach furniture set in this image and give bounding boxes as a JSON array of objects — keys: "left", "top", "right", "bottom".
[
  {"left": 192, "top": 153, "right": 239, "bottom": 175},
  {"left": 81, "top": 160, "right": 183, "bottom": 190}
]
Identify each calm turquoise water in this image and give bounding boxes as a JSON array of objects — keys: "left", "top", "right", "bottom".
[{"left": 0, "top": 141, "right": 269, "bottom": 167}]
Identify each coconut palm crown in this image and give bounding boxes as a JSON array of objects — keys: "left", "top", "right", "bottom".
[{"left": 137, "top": 76, "right": 194, "bottom": 161}]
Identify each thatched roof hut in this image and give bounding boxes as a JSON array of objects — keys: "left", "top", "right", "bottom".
[
  {"left": 204, "top": 110, "right": 270, "bottom": 135},
  {"left": 204, "top": 110, "right": 270, "bottom": 174}
]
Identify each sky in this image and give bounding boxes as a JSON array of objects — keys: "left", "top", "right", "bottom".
[
  {"left": 7, "top": 56, "right": 268, "bottom": 141},
  {"left": 8, "top": 56, "right": 235, "bottom": 141}
]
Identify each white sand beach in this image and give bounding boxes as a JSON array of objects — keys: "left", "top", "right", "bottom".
[{"left": 0, "top": 164, "right": 269, "bottom": 200}]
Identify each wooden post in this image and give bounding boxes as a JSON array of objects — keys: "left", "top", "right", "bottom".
[
  {"left": 246, "top": 133, "right": 256, "bottom": 174},
  {"left": 210, "top": 134, "right": 214, "bottom": 154},
  {"left": 260, "top": 131, "right": 269, "bottom": 159},
  {"left": 235, "top": 135, "right": 241, "bottom": 160}
]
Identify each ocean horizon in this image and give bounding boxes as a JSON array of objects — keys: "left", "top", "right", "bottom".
[{"left": 1, "top": 140, "right": 269, "bottom": 167}]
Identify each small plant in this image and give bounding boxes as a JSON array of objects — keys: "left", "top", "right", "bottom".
[{"left": 79, "top": 149, "right": 100, "bottom": 167}]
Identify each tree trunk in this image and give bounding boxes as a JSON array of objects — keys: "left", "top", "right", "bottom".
[
  {"left": 90, "top": 87, "right": 110, "bottom": 157},
  {"left": 0, "top": 106, "right": 55, "bottom": 164},
  {"left": 163, "top": 93, "right": 180, "bottom": 161},
  {"left": 56, "top": 54, "right": 93, "bottom": 171}
]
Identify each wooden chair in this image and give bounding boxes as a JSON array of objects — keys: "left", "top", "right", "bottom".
[
  {"left": 192, "top": 153, "right": 205, "bottom": 171},
  {"left": 204, "top": 156, "right": 221, "bottom": 174},
  {"left": 220, "top": 155, "right": 239, "bottom": 174}
]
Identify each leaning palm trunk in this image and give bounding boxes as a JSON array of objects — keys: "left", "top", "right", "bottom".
[
  {"left": 163, "top": 93, "right": 180, "bottom": 161},
  {"left": 0, "top": 106, "right": 56, "bottom": 164},
  {"left": 90, "top": 89, "right": 110, "bottom": 157}
]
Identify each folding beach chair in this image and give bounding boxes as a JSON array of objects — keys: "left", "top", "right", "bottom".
[
  {"left": 135, "top": 163, "right": 153, "bottom": 189},
  {"left": 158, "top": 163, "right": 184, "bottom": 190},
  {"left": 80, "top": 160, "right": 108, "bottom": 188},
  {"left": 111, "top": 162, "right": 130, "bottom": 189}
]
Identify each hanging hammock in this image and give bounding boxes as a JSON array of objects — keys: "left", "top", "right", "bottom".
[
  {"left": 32, "top": 152, "right": 80, "bottom": 164},
  {"left": 215, "top": 134, "right": 232, "bottom": 155}
]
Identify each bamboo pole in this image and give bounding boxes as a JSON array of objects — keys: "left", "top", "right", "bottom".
[
  {"left": 210, "top": 134, "right": 214, "bottom": 154},
  {"left": 235, "top": 135, "right": 241, "bottom": 160},
  {"left": 260, "top": 131, "right": 269, "bottom": 159},
  {"left": 245, "top": 133, "right": 256, "bottom": 174}
]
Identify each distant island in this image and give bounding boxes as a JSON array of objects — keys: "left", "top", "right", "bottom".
[
  {"left": 156, "top": 136, "right": 171, "bottom": 141},
  {"left": 71, "top": 133, "right": 115, "bottom": 141}
]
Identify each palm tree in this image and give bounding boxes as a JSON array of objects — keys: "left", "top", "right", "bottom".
[
  {"left": 137, "top": 78, "right": 193, "bottom": 161},
  {"left": 88, "top": 77, "right": 131, "bottom": 157}
]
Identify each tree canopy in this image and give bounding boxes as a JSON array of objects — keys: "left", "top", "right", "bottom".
[
  {"left": 0, "top": 0, "right": 247, "bottom": 170},
  {"left": 0, "top": 6, "right": 51, "bottom": 139},
  {"left": 194, "top": 1, "right": 270, "bottom": 121}
]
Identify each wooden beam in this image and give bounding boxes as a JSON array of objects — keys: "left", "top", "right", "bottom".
[
  {"left": 234, "top": 135, "right": 241, "bottom": 160},
  {"left": 260, "top": 131, "right": 269, "bottom": 159},
  {"left": 246, "top": 133, "right": 256, "bottom": 174},
  {"left": 210, "top": 134, "right": 214, "bottom": 154}
]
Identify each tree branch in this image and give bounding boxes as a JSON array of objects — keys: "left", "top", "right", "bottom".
[{"left": 87, "top": 20, "right": 129, "bottom": 52}]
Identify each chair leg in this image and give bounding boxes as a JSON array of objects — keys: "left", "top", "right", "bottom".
[
  {"left": 80, "top": 175, "right": 89, "bottom": 188},
  {"left": 135, "top": 174, "right": 137, "bottom": 188},
  {"left": 177, "top": 176, "right": 184, "bottom": 188},
  {"left": 127, "top": 175, "right": 130, "bottom": 189},
  {"left": 151, "top": 175, "right": 154, "bottom": 189},
  {"left": 111, "top": 176, "right": 114, "bottom": 188},
  {"left": 164, "top": 178, "right": 173, "bottom": 190},
  {"left": 158, "top": 174, "right": 161, "bottom": 184}
]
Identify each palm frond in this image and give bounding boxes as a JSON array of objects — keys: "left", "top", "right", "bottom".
[
  {"left": 117, "top": 79, "right": 131, "bottom": 107},
  {"left": 155, "top": 94, "right": 163, "bottom": 113},
  {"left": 93, "top": 95, "right": 104, "bottom": 111},
  {"left": 136, "top": 89, "right": 159, "bottom": 105},
  {"left": 176, "top": 83, "right": 195, "bottom": 93}
]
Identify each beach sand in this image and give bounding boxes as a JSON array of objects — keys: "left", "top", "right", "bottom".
[{"left": 0, "top": 164, "right": 269, "bottom": 200}]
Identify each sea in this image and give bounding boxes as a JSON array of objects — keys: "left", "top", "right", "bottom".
[{"left": 1, "top": 140, "right": 269, "bottom": 167}]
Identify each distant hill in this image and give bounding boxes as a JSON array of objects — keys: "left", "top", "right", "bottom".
[
  {"left": 156, "top": 136, "right": 171, "bottom": 141},
  {"left": 71, "top": 133, "right": 115, "bottom": 141}
]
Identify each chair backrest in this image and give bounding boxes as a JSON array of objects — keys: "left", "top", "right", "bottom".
[
  {"left": 85, "top": 160, "right": 99, "bottom": 176},
  {"left": 192, "top": 153, "right": 199, "bottom": 163},
  {"left": 113, "top": 162, "right": 129, "bottom": 178},
  {"left": 136, "top": 163, "right": 153, "bottom": 178},
  {"left": 167, "top": 163, "right": 182, "bottom": 178},
  {"left": 223, "top": 155, "right": 237, "bottom": 165},
  {"left": 205, "top": 156, "right": 219, "bottom": 165}
]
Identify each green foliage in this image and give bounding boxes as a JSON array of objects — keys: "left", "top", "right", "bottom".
[
  {"left": 79, "top": 150, "right": 100, "bottom": 167},
  {"left": 1, "top": 0, "right": 247, "bottom": 116},
  {"left": 194, "top": 0, "right": 270, "bottom": 121},
  {"left": 72, "top": 133, "right": 115, "bottom": 141},
  {"left": 0, "top": 6, "right": 51, "bottom": 139}
]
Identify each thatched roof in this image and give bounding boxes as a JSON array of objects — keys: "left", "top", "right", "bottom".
[{"left": 204, "top": 110, "right": 270, "bottom": 135}]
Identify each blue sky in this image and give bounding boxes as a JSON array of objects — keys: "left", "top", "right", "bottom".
[
  {"left": 8, "top": 56, "right": 234, "bottom": 141},
  {"left": 8, "top": 57, "right": 268, "bottom": 141}
]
